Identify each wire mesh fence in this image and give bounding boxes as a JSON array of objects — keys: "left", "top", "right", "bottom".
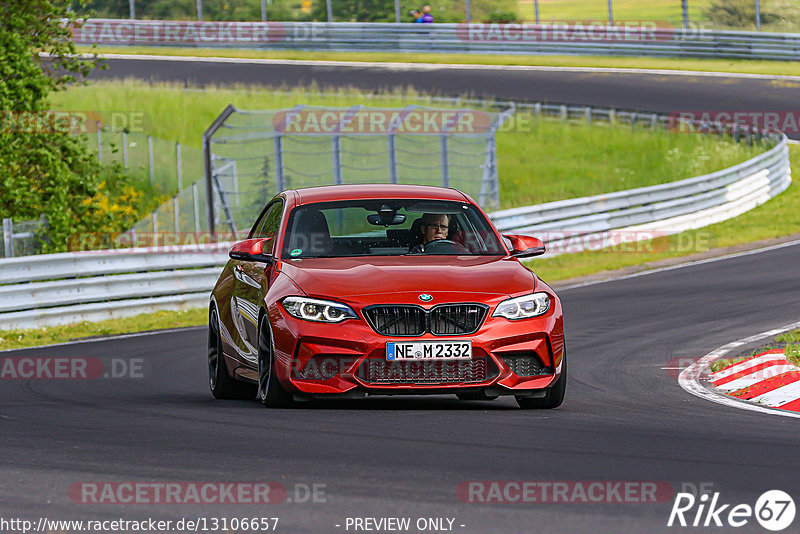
[
  {"left": 1, "top": 216, "right": 48, "bottom": 258},
  {"left": 82, "top": 127, "right": 204, "bottom": 199},
  {"left": 201, "top": 104, "right": 512, "bottom": 235}
]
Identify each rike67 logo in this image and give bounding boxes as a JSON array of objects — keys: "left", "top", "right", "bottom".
[{"left": 668, "top": 490, "right": 795, "bottom": 530}]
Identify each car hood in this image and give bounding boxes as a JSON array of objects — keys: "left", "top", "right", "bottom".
[{"left": 278, "top": 256, "right": 536, "bottom": 301}]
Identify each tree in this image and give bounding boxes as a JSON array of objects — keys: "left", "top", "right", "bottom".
[{"left": 0, "top": 0, "right": 148, "bottom": 252}]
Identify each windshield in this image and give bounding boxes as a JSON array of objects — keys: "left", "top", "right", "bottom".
[{"left": 281, "top": 199, "right": 505, "bottom": 259}]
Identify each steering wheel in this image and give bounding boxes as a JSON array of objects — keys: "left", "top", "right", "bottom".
[{"left": 423, "top": 239, "right": 469, "bottom": 254}]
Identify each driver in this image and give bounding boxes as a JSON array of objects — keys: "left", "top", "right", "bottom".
[{"left": 410, "top": 213, "right": 450, "bottom": 253}]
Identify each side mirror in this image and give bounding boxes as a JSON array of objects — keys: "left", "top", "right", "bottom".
[
  {"left": 504, "top": 234, "right": 546, "bottom": 258},
  {"left": 229, "top": 237, "right": 274, "bottom": 263}
]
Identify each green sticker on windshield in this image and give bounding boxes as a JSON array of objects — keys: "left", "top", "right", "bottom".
[{"left": 290, "top": 249, "right": 302, "bottom": 256}]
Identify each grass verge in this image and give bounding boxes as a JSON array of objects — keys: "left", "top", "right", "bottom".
[
  {"left": 528, "top": 145, "right": 800, "bottom": 281},
  {"left": 711, "top": 329, "right": 800, "bottom": 372},
  {"left": 81, "top": 45, "right": 800, "bottom": 78},
  {"left": 24, "top": 82, "right": 796, "bottom": 349},
  {"left": 0, "top": 308, "right": 206, "bottom": 351},
  {"left": 49, "top": 80, "right": 763, "bottom": 208}
]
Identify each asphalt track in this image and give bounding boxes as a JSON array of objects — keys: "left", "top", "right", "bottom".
[
  {"left": 90, "top": 56, "right": 800, "bottom": 139},
  {"left": 2, "top": 59, "right": 799, "bottom": 533},
  {"left": 4, "top": 242, "right": 800, "bottom": 533}
]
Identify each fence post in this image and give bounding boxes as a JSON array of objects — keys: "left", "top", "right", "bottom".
[
  {"left": 176, "top": 142, "right": 183, "bottom": 191},
  {"left": 2, "top": 218, "right": 13, "bottom": 258},
  {"left": 173, "top": 196, "right": 180, "bottom": 234},
  {"left": 192, "top": 182, "right": 201, "bottom": 234},
  {"left": 651, "top": 113, "right": 658, "bottom": 130},
  {"left": 273, "top": 135, "right": 284, "bottom": 193},
  {"left": 96, "top": 123, "right": 103, "bottom": 163},
  {"left": 609, "top": 108, "right": 616, "bottom": 125},
  {"left": 439, "top": 135, "right": 450, "bottom": 188},
  {"left": 332, "top": 135, "right": 343, "bottom": 185},
  {"left": 585, "top": 107, "right": 592, "bottom": 125},
  {"left": 148, "top": 135, "right": 155, "bottom": 186},
  {"left": 388, "top": 134, "right": 398, "bottom": 184},
  {"left": 560, "top": 105, "right": 568, "bottom": 122},
  {"left": 122, "top": 131, "right": 128, "bottom": 168}
]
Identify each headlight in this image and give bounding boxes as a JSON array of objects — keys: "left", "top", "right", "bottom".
[
  {"left": 281, "top": 296, "right": 358, "bottom": 323},
  {"left": 493, "top": 292, "right": 550, "bottom": 320}
]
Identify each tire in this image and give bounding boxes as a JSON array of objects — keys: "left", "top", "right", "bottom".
[
  {"left": 257, "top": 314, "right": 295, "bottom": 408},
  {"left": 208, "top": 306, "right": 257, "bottom": 400},
  {"left": 516, "top": 348, "right": 566, "bottom": 409}
]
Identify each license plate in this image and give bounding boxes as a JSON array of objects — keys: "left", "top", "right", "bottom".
[{"left": 386, "top": 340, "right": 472, "bottom": 360}]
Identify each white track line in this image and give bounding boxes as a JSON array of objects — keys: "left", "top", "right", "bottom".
[
  {"left": 558, "top": 238, "right": 800, "bottom": 292},
  {"left": 679, "top": 320, "right": 800, "bottom": 419},
  {"left": 60, "top": 52, "right": 800, "bottom": 81},
  {"left": 0, "top": 326, "right": 205, "bottom": 354}
]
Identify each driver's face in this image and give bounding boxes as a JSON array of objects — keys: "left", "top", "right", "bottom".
[{"left": 422, "top": 215, "right": 449, "bottom": 244}]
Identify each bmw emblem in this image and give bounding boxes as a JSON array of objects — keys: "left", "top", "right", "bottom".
[{"left": 418, "top": 294, "right": 433, "bottom": 302}]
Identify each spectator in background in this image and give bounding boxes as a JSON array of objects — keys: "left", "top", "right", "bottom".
[
  {"left": 421, "top": 5, "right": 434, "bottom": 23},
  {"left": 410, "top": 9, "right": 423, "bottom": 22}
]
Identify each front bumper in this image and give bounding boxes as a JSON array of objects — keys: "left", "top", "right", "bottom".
[{"left": 269, "top": 297, "right": 565, "bottom": 396}]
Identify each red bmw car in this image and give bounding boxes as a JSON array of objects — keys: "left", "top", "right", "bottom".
[{"left": 208, "top": 184, "right": 565, "bottom": 408}]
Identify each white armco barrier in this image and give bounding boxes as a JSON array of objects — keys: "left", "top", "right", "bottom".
[
  {"left": 0, "top": 136, "right": 790, "bottom": 330},
  {"left": 489, "top": 135, "right": 790, "bottom": 256},
  {"left": 0, "top": 243, "right": 230, "bottom": 330}
]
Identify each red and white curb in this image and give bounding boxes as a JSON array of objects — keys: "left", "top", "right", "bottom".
[
  {"left": 708, "top": 349, "right": 800, "bottom": 412},
  {"left": 680, "top": 319, "right": 800, "bottom": 419}
]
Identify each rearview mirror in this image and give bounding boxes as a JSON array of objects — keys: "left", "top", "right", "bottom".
[
  {"left": 229, "top": 238, "right": 274, "bottom": 263},
  {"left": 504, "top": 234, "right": 546, "bottom": 258},
  {"left": 367, "top": 213, "right": 407, "bottom": 226}
]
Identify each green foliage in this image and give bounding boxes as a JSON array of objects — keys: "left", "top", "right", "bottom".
[
  {"left": 486, "top": 10, "right": 519, "bottom": 23},
  {"left": 703, "top": 0, "right": 779, "bottom": 27},
  {"left": 0, "top": 307, "right": 206, "bottom": 350},
  {"left": 0, "top": 0, "right": 155, "bottom": 252},
  {"left": 786, "top": 343, "right": 800, "bottom": 368},
  {"left": 78, "top": 0, "right": 516, "bottom": 22},
  {"left": 776, "top": 329, "right": 800, "bottom": 343}
]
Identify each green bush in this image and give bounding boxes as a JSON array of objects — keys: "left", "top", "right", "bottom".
[
  {"left": 0, "top": 0, "right": 157, "bottom": 252},
  {"left": 703, "top": 0, "right": 779, "bottom": 27}
]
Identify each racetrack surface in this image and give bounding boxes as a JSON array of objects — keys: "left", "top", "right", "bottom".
[
  {"left": 5, "top": 58, "right": 798, "bottom": 532},
  {"left": 91, "top": 57, "right": 800, "bottom": 139},
  {"left": 3, "top": 241, "right": 800, "bottom": 533}
]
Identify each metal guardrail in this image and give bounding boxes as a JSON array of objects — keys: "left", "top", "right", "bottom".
[
  {"left": 0, "top": 244, "right": 230, "bottom": 330},
  {"left": 0, "top": 97, "right": 791, "bottom": 330},
  {"left": 0, "top": 133, "right": 789, "bottom": 330},
  {"left": 490, "top": 135, "right": 791, "bottom": 255},
  {"left": 72, "top": 20, "right": 800, "bottom": 61}
]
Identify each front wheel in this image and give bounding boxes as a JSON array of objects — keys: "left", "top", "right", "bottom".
[
  {"left": 209, "top": 306, "right": 257, "bottom": 400},
  {"left": 257, "top": 314, "right": 295, "bottom": 408},
  {"left": 516, "top": 348, "right": 566, "bottom": 409}
]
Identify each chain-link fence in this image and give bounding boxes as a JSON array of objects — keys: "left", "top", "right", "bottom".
[
  {"left": 1, "top": 216, "right": 48, "bottom": 258},
  {"left": 83, "top": 127, "right": 204, "bottom": 199},
  {"left": 195, "top": 104, "right": 512, "bottom": 235}
]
